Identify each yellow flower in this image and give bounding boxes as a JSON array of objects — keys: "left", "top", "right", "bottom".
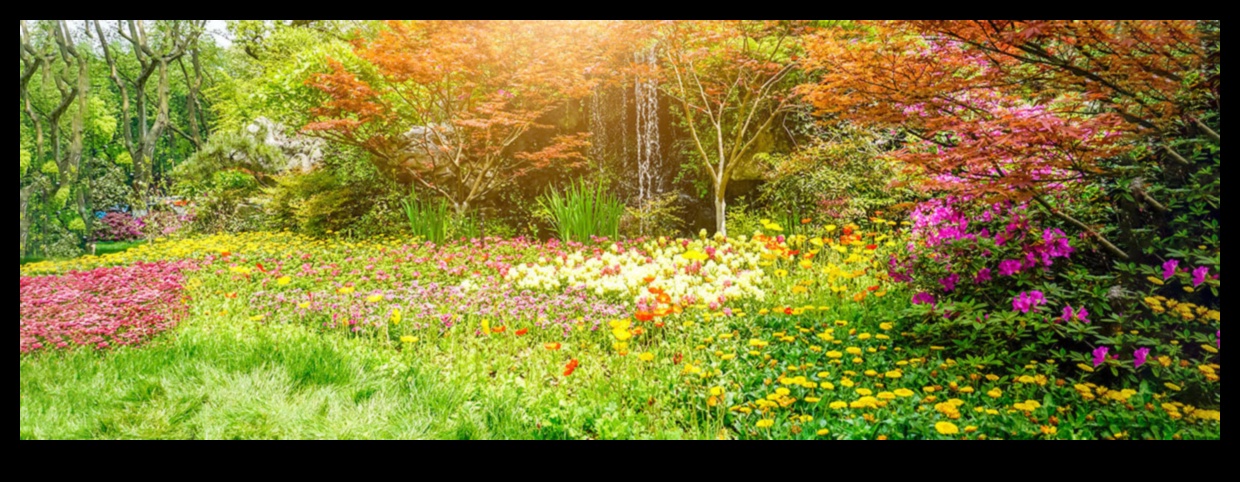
[
  {"left": 298, "top": 302, "right": 310, "bottom": 309},
  {"left": 775, "top": 269, "right": 789, "bottom": 278},
  {"left": 884, "top": 370, "right": 903, "bottom": 379},
  {"left": 1164, "top": 383, "right": 1182, "bottom": 392},
  {"left": 893, "top": 389, "right": 915, "bottom": 398},
  {"left": 682, "top": 250, "right": 709, "bottom": 262},
  {"left": 829, "top": 401, "right": 848, "bottom": 410},
  {"left": 249, "top": 315, "right": 265, "bottom": 322},
  {"left": 856, "top": 388, "right": 873, "bottom": 396},
  {"left": 710, "top": 387, "right": 725, "bottom": 397},
  {"left": 1146, "top": 276, "right": 1165, "bottom": 286},
  {"left": 816, "top": 429, "right": 830, "bottom": 436},
  {"left": 276, "top": 276, "right": 292, "bottom": 286},
  {"left": 987, "top": 388, "right": 1003, "bottom": 399},
  {"left": 935, "top": 422, "right": 960, "bottom": 435},
  {"left": 391, "top": 308, "right": 402, "bottom": 325},
  {"left": 338, "top": 286, "right": 355, "bottom": 295},
  {"left": 638, "top": 352, "right": 655, "bottom": 362},
  {"left": 756, "top": 419, "right": 775, "bottom": 429},
  {"left": 846, "top": 347, "right": 863, "bottom": 356},
  {"left": 400, "top": 336, "right": 418, "bottom": 344},
  {"left": 826, "top": 351, "right": 843, "bottom": 359},
  {"left": 805, "top": 397, "right": 821, "bottom": 403},
  {"left": 879, "top": 322, "right": 893, "bottom": 331}
]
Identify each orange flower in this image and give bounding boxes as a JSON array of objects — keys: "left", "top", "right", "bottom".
[
  {"left": 657, "top": 293, "right": 672, "bottom": 305},
  {"left": 867, "top": 285, "right": 880, "bottom": 292},
  {"left": 648, "top": 287, "right": 665, "bottom": 296},
  {"left": 256, "top": 262, "right": 267, "bottom": 273},
  {"left": 635, "top": 312, "right": 654, "bottom": 322},
  {"left": 221, "top": 251, "right": 231, "bottom": 258},
  {"left": 515, "top": 328, "right": 528, "bottom": 336},
  {"left": 545, "top": 342, "right": 562, "bottom": 351},
  {"left": 491, "top": 326, "right": 506, "bottom": 334},
  {"left": 225, "top": 292, "right": 238, "bottom": 299},
  {"left": 654, "top": 322, "right": 665, "bottom": 328},
  {"left": 853, "top": 292, "right": 868, "bottom": 303},
  {"left": 784, "top": 307, "right": 794, "bottom": 316},
  {"left": 632, "top": 327, "right": 644, "bottom": 336},
  {"left": 563, "top": 359, "right": 579, "bottom": 377},
  {"left": 643, "top": 276, "right": 656, "bottom": 284},
  {"left": 801, "top": 218, "right": 812, "bottom": 225}
]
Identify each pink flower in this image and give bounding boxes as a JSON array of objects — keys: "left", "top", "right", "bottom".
[
  {"left": 1162, "top": 259, "right": 1179, "bottom": 281},
  {"left": 1012, "top": 291, "right": 1046, "bottom": 314},
  {"left": 1092, "top": 346, "right": 1109, "bottom": 368},
  {"left": 1133, "top": 347, "right": 1151, "bottom": 369},
  {"left": 911, "top": 292, "right": 936, "bottom": 306},
  {"left": 1192, "top": 266, "right": 1209, "bottom": 287},
  {"left": 998, "top": 259, "right": 1022, "bottom": 277},
  {"left": 938, "top": 273, "right": 960, "bottom": 292},
  {"left": 974, "top": 268, "right": 991, "bottom": 284}
]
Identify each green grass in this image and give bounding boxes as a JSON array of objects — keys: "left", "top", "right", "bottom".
[
  {"left": 19, "top": 310, "right": 537, "bottom": 440},
  {"left": 20, "top": 240, "right": 144, "bottom": 266}
]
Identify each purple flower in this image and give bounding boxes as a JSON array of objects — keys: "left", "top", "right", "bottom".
[
  {"left": 912, "top": 292, "right": 936, "bottom": 306},
  {"left": 998, "top": 259, "right": 1022, "bottom": 277},
  {"left": 939, "top": 273, "right": 960, "bottom": 293},
  {"left": 1075, "top": 305, "right": 1089, "bottom": 324},
  {"left": 1192, "top": 266, "right": 1209, "bottom": 287},
  {"left": 1011, "top": 291, "right": 1046, "bottom": 314},
  {"left": 974, "top": 268, "right": 992, "bottom": 284},
  {"left": 1133, "top": 347, "right": 1151, "bottom": 369},
  {"left": 1061, "top": 305, "right": 1074, "bottom": 323},
  {"left": 1092, "top": 346, "right": 1109, "bottom": 368},
  {"left": 1162, "top": 259, "right": 1179, "bottom": 281}
]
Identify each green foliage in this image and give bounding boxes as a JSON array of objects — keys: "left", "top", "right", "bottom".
[
  {"left": 21, "top": 149, "right": 32, "bottom": 178},
  {"left": 403, "top": 195, "right": 450, "bottom": 245},
  {"left": 619, "top": 193, "right": 684, "bottom": 239},
  {"left": 174, "top": 127, "right": 286, "bottom": 184},
  {"left": 50, "top": 186, "right": 70, "bottom": 212},
  {"left": 758, "top": 135, "right": 917, "bottom": 226},
  {"left": 723, "top": 198, "right": 767, "bottom": 239},
  {"left": 115, "top": 151, "right": 133, "bottom": 168},
  {"left": 41, "top": 161, "right": 60, "bottom": 178},
  {"left": 265, "top": 168, "right": 406, "bottom": 238},
  {"left": 87, "top": 158, "right": 132, "bottom": 211},
  {"left": 538, "top": 179, "right": 624, "bottom": 243},
  {"left": 67, "top": 216, "right": 86, "bottom": 233}
]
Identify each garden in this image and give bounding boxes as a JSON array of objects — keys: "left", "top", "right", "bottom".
[{"left": 19, "top": 20, "right": 1219, "bottom": 440}]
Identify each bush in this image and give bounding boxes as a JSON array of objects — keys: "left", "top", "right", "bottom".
[
  {"left": 538, "top": 179, "right": 624, "bottom": 243},
  {"left": 893, "top": 194, "right": 1219, "bottom": 406},
  {"left": 619, "top": 192, "right": 683, "bottom": 239},
  {"left": 87, "top": 158, "right": 132, "bottom": 212},
  {"left": 93, "top": 212, "right": 145, "bottom": 242}
]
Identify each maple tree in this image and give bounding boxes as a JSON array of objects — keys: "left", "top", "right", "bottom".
[
  {"left": 800, "top": 21, "right": 1217, "bottom": 259},
  {"left": 650, "top": 20, "right": 809, "bottom": 236},
  {"left": 304, "top": 21, "right": 611, "bottom": 216}
]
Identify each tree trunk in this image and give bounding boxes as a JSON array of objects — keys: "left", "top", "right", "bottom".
[
  {"left": 714, "top": 178, "right": 727, "bottom": 237},
  {"left": 20, "top": 187, "right": 31, "bottom": 259}
]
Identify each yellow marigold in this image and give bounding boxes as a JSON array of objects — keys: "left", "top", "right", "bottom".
[
  {"left": 829, "top": 401, "right": 848, "bottom": 410},
  {"left": 879, "top": 322, "right": 894, "bottom": 331},
  {"left": 884, "top": 370, "right": 903, "bottom": 379},
  {"left": 856, "top": 388, "right": 873, "bottom": 396},
  {"left": 639, "top": 352, "right": 655, "bottom": 362},
  {"left": 893, "top": 388, "right": 915, "bottom": 398},
  {"left": 817, "top": 429, "right": 830, "bottom": 436},
  {"left": 756, "top": 419, "right": 775, "bottom": 429},
  {"left": 935, "top": 422, "right": 960, "bottom": 435},
  {"left": 987, "top": 388, "right": 1003, "bottom": 398},
  {"left": 878, "top": 392, "right": 896, "bottom": 400},
  {"left": 400, "top": 336, "right": 418, "bottom": 344}
]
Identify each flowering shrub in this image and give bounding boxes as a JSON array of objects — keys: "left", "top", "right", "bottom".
[
  {"left": 92, "top": 212, "right": 145, "bottom": 242},
  {"left": 20, "top": 261, "right": 192, "bottom": 354},
  {"left": 893, "top": 195, "right": 1221, "bottom": 408}
]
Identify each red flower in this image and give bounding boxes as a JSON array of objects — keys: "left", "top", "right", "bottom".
[
  {"left": 784, "top": 307, "right": 794, "bottom": 316},
  {"left": 867, "top": 285, "right": 880, "bottom": 292},
  {"left": 515, "top": 328, "right": 528, "bottom": 336},
  {"left": 563, "top": 359, "right": 579, "bottom": 377},
  {"left": 865, "top": 244, "right": 878, "bottom": 251},
  {"left": 673, "top": 353, "right": 683, "bottom": 365},
  {"left": 257, "top": 262, "right": 267, "bottom": 273}
]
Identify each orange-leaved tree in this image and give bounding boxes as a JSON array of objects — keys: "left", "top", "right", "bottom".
[
  {"left": 304, "top": 21, "right": 611, "bottom": 216},
  {"left": 799, "top": 21, "right": 1214, "bottom": 260},
  {"left": 651, "top": 20, "right": 810, "bottom": 236}
]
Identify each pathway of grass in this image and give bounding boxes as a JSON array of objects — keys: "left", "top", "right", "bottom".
[
  {"left": 19, "top": 311, "right": 536, "bottom": 440},
  {"left": 20, "top": 241, "right": 145, "bottom": 266}
]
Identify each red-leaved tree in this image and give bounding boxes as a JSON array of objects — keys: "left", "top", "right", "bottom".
[
  {"left": 800, "top": 21, "right": 1215, "bottom": 259},
  {"left": 304, "top": 21, "right": 611, "bottom": 215}
]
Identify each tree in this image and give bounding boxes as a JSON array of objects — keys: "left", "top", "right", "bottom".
[
  {"left": 652, "top": 20, "right": 807, "bottom": 236},
  {"left": 304, "top": 20, "right": 606, "bottom": 216},
  {"left": 94, "top": 20, "right": 205, "bottom": 208},
  {"left": 20, "top": 21, "right": 91, "bottom": 256},
  {"left": 799, "top": 21, "right": 1215, "bottom": 260}
]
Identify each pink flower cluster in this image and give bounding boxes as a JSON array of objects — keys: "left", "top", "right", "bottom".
[{"left": 20, "top": 261, "right": 192, "bottom": 354}]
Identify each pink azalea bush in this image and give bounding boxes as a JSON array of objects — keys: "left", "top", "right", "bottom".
[{"left": 20, "top": 261, "right": 192, "bottom": 354}]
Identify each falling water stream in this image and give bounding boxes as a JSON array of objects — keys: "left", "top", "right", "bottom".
[{"left": 634, "top": 46, "right": 662, "bottom": 208}]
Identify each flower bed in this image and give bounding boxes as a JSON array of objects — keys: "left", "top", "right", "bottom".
[{"left": 20, "top": 261, "right": 192, "bottom": 353}]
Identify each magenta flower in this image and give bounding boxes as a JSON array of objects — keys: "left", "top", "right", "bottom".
[
  {"left": 911, "top": 292, "right": 936, "bottom": 306},
  {"left": 1061, "top": 305, "right": 1074, "bottom": 323},
  {"left": 1192, "top": 266, "right": 1209, "bottom": 287},
  {"left": 1075, "top": 305, "right": 1089, "bottom": 324},
  {"left": 974, "top": 268, "right": 992, "bottom": 284},
  {"left": 939, "top": 273, "right": 960, "bottom": 293},
  {"left": 1011, "top": 291, "right": 1046, "bottom": 314},
  {"left": 1092, "top": 346, "right": 1110, "bottom": 368},
  {"left": 998, "top": 259, "right": 1022, "bottom": 277},
  {"left": 1133, "top": 347, "right": 1151, "bottom": 369},
  {"left": 1162, "top": 259, "right": 1179, "bottom": 281}
]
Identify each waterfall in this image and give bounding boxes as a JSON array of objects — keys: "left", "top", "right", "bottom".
[{"left": 634, "top": 46, "right": 661, "bottom": 207}]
